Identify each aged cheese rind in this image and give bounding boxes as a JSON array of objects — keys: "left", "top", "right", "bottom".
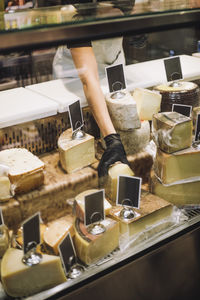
[
  {"left": 105, "top": 90, "right": 141, "bottom": 131},
  {"left": 1, "top": 248, "right": 67, "bottom": 297},
  {"left": 58, "top": 128, "right": 95, "bottom": 173},
  {"left": 74, "top": 217, "right": 119, "bottom": 265},
  {"left": 152, "top": 112, "right": 193, "bottom": 153},
  {"left": 0, "top": 176, "right": 11, "bottom": 202},
  {"left": 151, "top": 175, "right": 200, "bottom": 206},
  {"left": 132, "top": 87, "right": 161, "bottom": 120},
  {"left": 74, "top": 189, "right": 112, "bottom": 222},
  {"left": 154, "top": 147, "right": 200, "bottom": 184},
  {"left": 105, "top": 163, "right": 134, "bottom": 203}
]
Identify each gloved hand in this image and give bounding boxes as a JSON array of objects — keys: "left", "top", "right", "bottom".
[{"left": 98, "top": 133, "right": 129, "bottom": 178}]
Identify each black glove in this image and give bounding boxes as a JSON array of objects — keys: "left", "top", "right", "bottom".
[{"left": 98, "top": 133, "right": 129, "bottom": 178}]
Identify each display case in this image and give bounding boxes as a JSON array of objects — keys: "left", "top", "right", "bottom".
[{"left": 1, "top": 1, "right": 200, "bottom": 300}]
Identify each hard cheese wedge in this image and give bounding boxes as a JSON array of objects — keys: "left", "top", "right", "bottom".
[
  {"left": 152, "top": 112, "right": 193, "bottom": 153},
  {"left": 74, "top": 217, "right": 119, "bottom": 265},
  {"left": 74, "top": 189, "right": 112, "bottom": 222},
  {"left": 151, "top": 175, "right": 200, "bottom": 206},
  {"left": 0, "top": 176, "right": 11, "bottom": 202},
  {"left": 154, "top": 147, "right": 200, "bottom": 184},
  {"left": 105, "top": 163, "right": 134, "bottom": 203},
  {"left": 132, "top": 87, "right": 161, "bottom": 120},
  {"left": 1, "top": 248, "right": 67, "bottom": 298},
  {"left": 109, "top": 191, "right": 173, "bottom": 236},
  {"left": 58, "top": 128, "right": 95, "bottom": 173}
]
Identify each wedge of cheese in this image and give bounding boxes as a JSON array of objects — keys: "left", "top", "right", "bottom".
[
  {"left": 152, "top": 112, "right": 193, "bottom": 153},
  {"left": 74, "top": 189, "right": 112, "bottom": 222},
  {"left": 132, "top": 87, "right": 161, "bottom": 120},
  {"left": 151, "top": 175, "right": 200, "bottom": 206},
  {"left": 0, "top": 176, "right": 11, "bottom": 202},
  {"left": 1, "top": 248, "right": 67, "bottom": 298},
  {"left": 43, "top": 215, "right": 74, "bottom": 255},
  {"left": 104, "top": 163, "right": 134, "bottom": 203},
  {"left": 154, "top": 147, "right": 200, "bottom": 185},
  {"left": 58, "top": 128, "right": 95, "bottom": 173},
  {"left": 109, "top": 191, "right": 173, "bottom": 237},
  {"left": 74, "top": 217, "right": 119, "bottom": 265}
]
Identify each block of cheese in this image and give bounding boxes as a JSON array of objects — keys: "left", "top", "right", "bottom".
[
  {"left": 151, "top": 175, "right": 200, "bottom": 206},
  {"left": 1, "top": 248, "right": 67, "bottom": 298},
  {"left": 74, "top": 217, "right": 119, "bottom": 265},
  {"left": 132, "top": 87, "right": 161, "bottom": 120},
  {"left": 100, "top": 121, "right": 150, "bottom": 155},
  {"left": 0, "top": 176, "right": 11, "bottom": 202},
  {"left": 0, "top": 148, "right": 45, "bottom": 194},
  {"left": 58, "top": 128, "right": 96, "bottom": 173},
  {"left": 109, "top": 191, "right": 173, "bottom": 236},
  {"left": 43, "top": 215, "right": 75, "bottom": 255},
  {"left": 152, "top": 112, "right": 193, "bottom": 153},
  {"left": 104, "top": 163, "right": 134, "bottom": 203},
  {"left": 154, "top": 147, "right": 200, "bottom": 185},
  {"left": 0, "top": 225, "right": 9, "bottom": 258},
  {"left": 105, "top": 90, "right": 141, "bottom": 131},
  {"left": 74, "top": 189, "right": 112, "bottom": 222}
]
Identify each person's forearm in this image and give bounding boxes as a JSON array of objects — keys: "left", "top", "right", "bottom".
[{"left": 70, "top": 47, "right": 116, "bottom": 137}]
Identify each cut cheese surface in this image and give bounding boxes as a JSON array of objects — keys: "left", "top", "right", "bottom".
[
  {"left": 58, "top": 128, "right": 95, "bottom": 173},
  {"left": 132, "top": 87, "right": 161, "bottom": 120},
  {"left": 0, "top": 176, "right": 11, "bottom": 202},
  {"left": 74, "top": 217, "right": 119, "bottom": 265},
  {"left": 1, "top": 248, "right": 67, "bottom": 298},
  {"left": 105, "top": 163, "right": 134, "bottom": 203},
  {"left": 154, "top": 147, "right": 200, "bottom": 184},
  {"left": 152, "top": 112, "right": 193, "bottom": 153},
  {"left": 74, "top": 189, "right": 112, "bottom": 222}
]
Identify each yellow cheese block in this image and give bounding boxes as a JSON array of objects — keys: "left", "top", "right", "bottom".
[
  {"left": 152, "top": 112, "right": 193, "bottom": 153},
  {"left": 104, "top": 163, "right": 134, "bottom": 204},
  {"left": 109, "top": 191, "right": 173, "bottom": 237},
  {"left": 58, "top": 128, "right": 96, "bottom": 173},
  {"left": 132, "top": 87, "right": 161, "bottom": 120},
  {"left": 74, "top": 189, "right": 112, "bottom": 222},
  {"left": 151, "top": 175, "right": 200, "bottom": 206},
  {"left": 43, "top": 215, "right": 74, "bottom": 255},
  {"left": 154, "top": 147, "right": 200, "bottom": 184},
  {"left": 1, "top": 248, "right": 67, "bottom": 298},
  {"left": 0, "top": 176, "right": 11, "bottom": 202},
  {"left": 74, "top": 217, "right": 119, "bottom": 265}
]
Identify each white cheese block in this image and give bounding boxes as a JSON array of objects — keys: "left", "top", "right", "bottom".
[
  {"left": 0, "top": 176, "right": 11, "bottom": 202},
  {"left": 1, "top": 248, "right": 67, "bottom": 298},
  {"left": 154, "top": 147, "right": 200, "bottom": 185},
  {"left": 104, "top": 163, "right": 134, "bottom": 203},
  {"left": 105, "top": 90, "right": 141, "bottom": 131},
  {"left": 0, "top": 164, "right": 9, "bottom": 176},
  {"left": 58, "top": 128, "right": 96, "bottom": 173},
  {"left": 74, "top": 189, "right": 112, "bottom": 222},
  {"left": 74, "top": 217, "right": 119, "bottom": 265},
  {"left": 0, "top": 148, "right": 45, "bottom": 194},
  {"left": 132, "top": 87, "right": 161, "bottom": 120},
  {"left": 151, "top": 175, "right": 200, "bottom": 206}
]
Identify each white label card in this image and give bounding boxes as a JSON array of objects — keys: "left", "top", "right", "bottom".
[
  {"left": 106, "top": 64, "right": 126, "bottom": 93},
  {"left": 69, "top": 99, "right": 84, "bottom": 132}
]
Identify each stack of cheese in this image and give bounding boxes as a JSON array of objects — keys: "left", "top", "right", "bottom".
[
  {"left": 72, "top": 189, "right": 119, "bottom": 265},
  {"left": 151, "top": 111, "right": 200, "bottom": 207},
  {"left": 104, "top": 90, "right": 150, "bottom": 155}
]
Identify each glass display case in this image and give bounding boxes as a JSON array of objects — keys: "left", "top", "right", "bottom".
[{"left": 1, "top": 1, "right": 200, "bottom": 300}]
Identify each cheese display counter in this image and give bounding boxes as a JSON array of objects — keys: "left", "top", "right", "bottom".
[{"left": 1, "top": 1, "right": 200, "bottom": 299}]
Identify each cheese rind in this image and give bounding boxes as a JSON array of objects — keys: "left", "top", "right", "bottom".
[
  {"left": 152, "top": 112, "right": 193, "bottom": 153},
  {"left": 0, "top": 176, "right": 11, "bottom": 202},
  {"left": 1, "top": 248, "right": 67, "bottom": 297},
  {"left": 58, "top": 128, "right": 95, "bottom": 173},
  {"left": 74, "top": 217, "right": 119, "bottom": 265},
  {"left": 74, "top": 189, "right": 112, "bottom": 222},
  {"left": 132, "top": 87, "right": 161, "bottom": 120},
  {"left": 154, "top": 147, "right": 200, "bottom": 184}
]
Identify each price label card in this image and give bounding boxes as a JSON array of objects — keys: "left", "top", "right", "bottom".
[
  {"left": 69, "top": 100, "right": 84, "bottom": 132},
  {"left": 58, "top": 233, "right": 76, "bottom": 275},
  {"left": 164, "top": 56, "right": 183, "bottom": 82},
  {"left": 84, "top": 190, "right": 105, "bottom": 226},
  {"left": 106, "top": 64, "right": 126, "bottom": 93},
  {"left": 22, "top": 212, "right": 40, "bottom": 254},
  {"left": 117, "top": 176, "right": 142, "bottom": 208},
  {"left": 172, "top": 104, "right": 192, "bottom": 117},
  {"left": 195, "top": 113, "right": 200, "bottom": 142},
  {"left": 0, "top": 208, "right": 4, "bottom": 226}
]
